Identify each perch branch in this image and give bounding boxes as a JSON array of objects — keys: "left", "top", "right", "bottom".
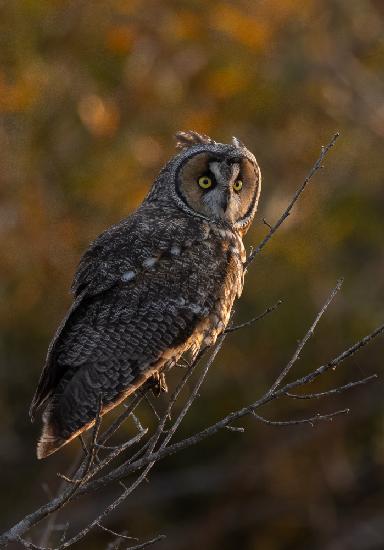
[{"left": 80, "top": 315, "right": 383, "bottom": 498}]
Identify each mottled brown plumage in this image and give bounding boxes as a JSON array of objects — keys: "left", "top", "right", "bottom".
[{"left": 30, "top": 131, "right": 261, "bottom": 458}]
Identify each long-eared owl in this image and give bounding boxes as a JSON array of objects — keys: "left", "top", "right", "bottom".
[{"left": 30, "top": 131, "right": 261, "bottom": 458}]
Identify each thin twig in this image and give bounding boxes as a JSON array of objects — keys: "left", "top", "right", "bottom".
[
  {"left": 225, "top": 425, "right": 245, "bottom": 433},
  {"left": 157, "top": 336, "right": 226, "bottom": 452},
  {"left": 285, "top": 374, "right": 378, "bottom": 400},
  {"left": 88, "top": 394, "right": 104, "bottom": 464},
  {"left": 252, "top": 408, "right": 350, "bottom": 428},
  {"left": 130, "top": 413, "right": 145, "bottom": 434},
  {"left": 143, "top": 345, "right": 210, "bottom": 461},
  {"left": 268, "top": 278, "right": 343, "bottom": 394},
  {"left": 101, "top": 388, "right": 148, "bottom": 445},
  {"left": 225, "top": 299, "right": 283, "bottom": 333},
  {"left": 59, "top": 524, "right": 69, "bottom": 545},
  {"left": 58, "top": 394, "right": 103, "bottom": 485},
  {"left": 262, "top": 218, "right": 272, "bottom": 230},
  {"left": 60, "top": 429, "right": 148, "bottom": 486},
  {"left": 280, "top": 323, "right": 384, "bottom": 394},
  {"left": 246, "top": 132, "right": 340, "bottom": 268},
  {"left": 144, "top": 395, "right": 161, "bottom": 421},
  {"left": 79, "top": 436, "right": 88, "bottom": 457},
  {"left": 125, "top": 535, "right": 166, "bottom": 550},
  {"left": 96, "top": 522, "right": 138, "bottom": 542},
  {"left": 38, "top": 454, "right": 82, "bottom": 548},
  {"left": 54, "top": 463, "right": 155, "bottom": 550}
]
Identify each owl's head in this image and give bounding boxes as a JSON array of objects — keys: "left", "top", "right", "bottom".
[{"left": 154, "top": 131, "right": 261, "bottom": 234}]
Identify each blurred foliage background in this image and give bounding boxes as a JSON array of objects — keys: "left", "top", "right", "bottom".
[{"left": 1, "top": 0, "right": 384, "bottom": 548}]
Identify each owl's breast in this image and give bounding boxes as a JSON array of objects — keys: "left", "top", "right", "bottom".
[{"left": 187, "top": 226, "right": 246, "bottom": 353}]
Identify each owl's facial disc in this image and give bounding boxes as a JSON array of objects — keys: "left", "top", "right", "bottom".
[
  {"left": 177, "top": 151, "right": 260, "bottom": 228},
  {"left": 202, "top": 160, "right": 241, "bottom": 223}
]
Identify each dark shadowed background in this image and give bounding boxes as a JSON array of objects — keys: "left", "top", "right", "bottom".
[{"left": 1, "top": 1, "right": 384, "bottom": 549}]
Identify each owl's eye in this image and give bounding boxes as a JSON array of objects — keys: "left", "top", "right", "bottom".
[
  {"left": 198, "top": 175, "right": 213, "bottom": 189},
  {"left": 233, "top": 179, "right": 243, "bottom": 192}
]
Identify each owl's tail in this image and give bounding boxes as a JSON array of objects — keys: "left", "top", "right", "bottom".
[
  {"left": 37, "top": 400, "right": 102, "bottom": 459},
  {"left": 37, "top": 424, "right": 65, "bottom": 459},
  {"left": 37, "top": 405, "right": 68, "bottom": 459}
]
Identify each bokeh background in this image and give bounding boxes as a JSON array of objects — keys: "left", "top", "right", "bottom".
[{"left": 1, "top": 1, "right": 384, "bottom": 548}]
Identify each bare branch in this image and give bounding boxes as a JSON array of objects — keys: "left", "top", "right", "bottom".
[
  {"left": 225, "top": 299, "right": 283, "bottom": 333},
  {"left": 80, "top": 317, "right": 383, "bottom": 498},
  {"left": 246, "top": 132, "right": 340, "bottom": 268},
  {"left": 60, "top": 429, "right": 148, "bottom": 486},
  {"left": 281, "top": 323, "right": 384, "bottom": 394},
  {"left": 56, "top": 463, "right": 155, "bottom": 549},
  {"left": 58, "top": 394, "right": 103, "bottom": 485},
  {"left": 41, "top": 348, "right": 214, "bottom": 549},
  {"left": 125, "top": 535, "right": 166, "bottom": 550},
  {"left": 130, "top": 412, "right": 145, "bottom": 434},
  {"left": 268, "top": 278, "right": 343, "bottom": 394},
  {"left": 2, "top": 288, "right": 382, "bottom": 550},
  {"left": 16, "top": 538, "right": 46, "bottom": 550},
  {"left": 96, "top": 522, "right": 138, "bottom": 542},
  {"left": 0, "top": 294, "right": 384, "bottom": 548},
  {"left": 101, "top": 387, "right": 148, "bottom": 445},
  {"left": 225, "top": 425, "right": 245, "bottom": 433},
  {"left": 143, "top": 394, "right": 161, "bottom": 421},
  {"left": 262, "top": 217, "right": 273, "bottom": 230},
  {"left": 157, "top": 335, "right": 226, "bottom": 451},
  {"left": 252, "top": 408, "right": 350, "bottom": 428},
  {"left": 79, "top": 436, "right": 88, "bottom": 457},
  {"left": 285, "top": 374, "right": 378, "bottom": 400}
]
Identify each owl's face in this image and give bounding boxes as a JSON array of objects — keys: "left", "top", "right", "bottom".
[
  {"left": 165, "top": 132, "right": 261, "bottom": 233},
  {"left": 177, "top": 151, "right": 259, "bottom": 227}
]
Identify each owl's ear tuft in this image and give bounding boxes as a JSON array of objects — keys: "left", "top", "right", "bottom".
[
  {"left": 232, "top": 136, "right": 245, "bottom": 148},
  {"left": 175, "top": 130, "right": 216, "bottom": 150}
]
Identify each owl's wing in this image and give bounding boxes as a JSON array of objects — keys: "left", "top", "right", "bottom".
[
  {"left": 33, "top": 212, "right": 229, "bottom": 457},
  {"left": 29, "top": 214, "right": 142, "bottom": 420},
  {"left": 30, "top": 211, "right": 221, "bottom": 430}
]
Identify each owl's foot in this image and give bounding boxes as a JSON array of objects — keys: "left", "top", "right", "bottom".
[{"left": 151, "top": 371, "right": 168, "bottom": 396}]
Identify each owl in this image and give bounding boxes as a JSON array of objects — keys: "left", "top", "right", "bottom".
[{"left": 30, "top": 131, "right": 261, "bottom": 459}]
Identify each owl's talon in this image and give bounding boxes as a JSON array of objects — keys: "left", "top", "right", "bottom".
[{"left": 151, "top": 371, "right": 168, "bottom": 396}]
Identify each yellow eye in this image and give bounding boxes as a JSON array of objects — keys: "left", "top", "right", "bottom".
[
  {"left": 233, "top": 179, "right": 243, "bottom": 192},
  {"left": 198, "top": 175, "right": 213, "bottom": 189}
]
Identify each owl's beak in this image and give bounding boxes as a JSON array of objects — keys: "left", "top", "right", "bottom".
[
  {"left": 220, "top": 188, "right": 231, "bottom": 213},
  {"left": 208, "top": 159, "right": 239, "bottom": 223},
  {"left": 219, "top": 186, "right": 237, "bottom": 224}
]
